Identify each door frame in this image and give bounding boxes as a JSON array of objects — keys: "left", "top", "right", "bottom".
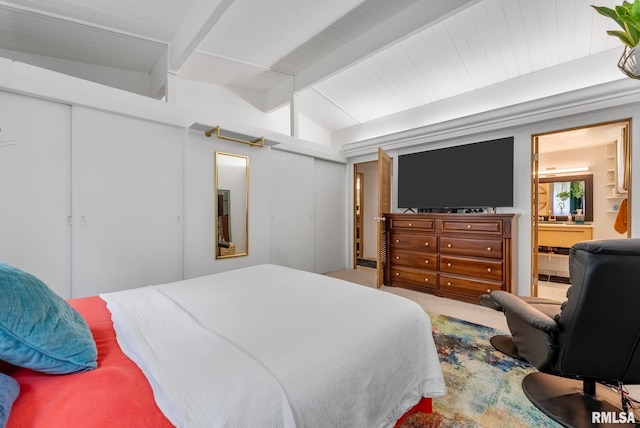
[{"left": 530, "top": 119, "right": 632, "bottom": 296}]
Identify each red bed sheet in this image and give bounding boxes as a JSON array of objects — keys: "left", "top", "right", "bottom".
[
  {"left": 6, "top": 296, "right": 173, "bottom": 428},
  {"left": 4, "top": 296, "right": 431, "bottom": 427}
]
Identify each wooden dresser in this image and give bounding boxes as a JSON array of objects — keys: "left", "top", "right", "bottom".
[{"left": 385, "top": 213, "right": 518, "bottom": 304}]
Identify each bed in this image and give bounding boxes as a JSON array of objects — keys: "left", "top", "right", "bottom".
[{"left": 1, "top": 263, "right": 445, "bottom": 427}]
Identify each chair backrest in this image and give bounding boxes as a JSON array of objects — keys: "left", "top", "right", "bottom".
[{"left": 553, "top": 239, "right": 640, "bottom": 383}]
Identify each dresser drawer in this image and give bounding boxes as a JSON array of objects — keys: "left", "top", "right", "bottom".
[
  {"left": 389, "top": 218, "right": 435, "bottom": 231},
  {"left": 390, "top": 266, "right": 437, "bottom": 290},
  {"left": 439, "top": 274, "right": 503, "bottom": 297},
  {"left": 441, "top": 219, "right": 503, "bottom": 235},
  {"left": 439, "top": 255, "right": 503, "bottom": 281},
  {"left": 390, "top": 233, "right": 437, "bottom": 252},
  {"left": 390, "top": 249, "right": 437, "bottom": 270},
  {"left": 439, "top": 237, "right": 503, "bottom": 259}
]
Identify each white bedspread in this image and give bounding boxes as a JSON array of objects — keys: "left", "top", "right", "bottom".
[{"left": 101, "top": 264, "right": 445, "bottom": 428}]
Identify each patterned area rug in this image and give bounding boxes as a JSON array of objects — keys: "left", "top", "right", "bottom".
[{"left": 400, "top": 314, "right": 560, "bottom": 428}]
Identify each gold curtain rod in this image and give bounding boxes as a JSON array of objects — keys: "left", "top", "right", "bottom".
[{"left": 204, "top": 126, "right": 265, "bottom": 147}]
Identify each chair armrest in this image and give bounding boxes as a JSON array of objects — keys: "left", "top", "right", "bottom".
[
  {"left": 490, "top": 291, "right": 558, "bottom": 333},
  {"left": 491, "top": 291, "right": 558, "bottom": 369}
]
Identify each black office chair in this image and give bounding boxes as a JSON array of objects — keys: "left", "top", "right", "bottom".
[{"left": 482, "top": 239, "right": 640, "bottom": 427}]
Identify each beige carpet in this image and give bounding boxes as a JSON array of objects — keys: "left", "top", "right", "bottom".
[{"left": 325, "top": 267, "right": 508, "bottom": 332}]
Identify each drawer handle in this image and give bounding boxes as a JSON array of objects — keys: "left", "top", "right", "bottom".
[
  {"left": 408, "top": 223, "right": 412, "bottom": 226},
  {"left": 447, "top": 281, "right": 452, "bottom": 286},
  {"left": 467, "top": 224, "right": 472, "bottom": 229},
  {"left": 425, "top": 242, "right": 429, "bottom": 246},
  {"left": 447, "top": 243, "right": 452, "bottom": 248},
  {"left": 487, "top": 267, "right": 492, "bottom": 273},
  {"left": 396, "top": 256, "right": 400, "bottom": 260},
  {"left": 425, "top": 278, "right": 429, "bottom": 282},
  {"left": 447, "top": 262, "right": 452, "bottom": 267},
  {"left": 487, "top": 247, "right": 492, "bottom": 251},
  {"left": 395, "top": 272, "right": 400, "bottom": 276},
  {"left": 487, "top": 288, "right": 491, "bottom": 293},
  {"left": 425, "top": 260, "right": 429, "bottom": 264},
  {"left": 396, "top": 239, "right": 400, "bottom": 243}
]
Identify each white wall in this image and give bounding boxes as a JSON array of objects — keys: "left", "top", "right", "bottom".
[
  {"left": 176, "top": 79, "right": 291, "bottom": 136},
  {"left": 346, "top": 103, "right": 640, "bottom": 297},
  {"left": 0, "top": 62, "right": 348, "bottom": 297}
]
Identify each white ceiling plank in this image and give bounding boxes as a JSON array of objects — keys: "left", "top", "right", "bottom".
[
  {"left": 519, "top": 1, "right": 545, "bottom": 72},
  {"left": 573, "top": 0, "right": 596, "bottom": 59},
  {"left": 538, "top": 0, "right": 560, "bottom": 68},
  {"left": 470, "top": 2, "right": 508, "bottom": 83},
  {"left": 484, "top": 0, "right": 519, "bottom": 79},
  {"left": 262, "top": 0, "right": 483, "bottom": 112},
  {"left": 500, "top": 0, "right": 532, "bottom": 76},
  {"left": 411, "top": 30, "right": 459, "bottom": 100},
  {"left": 430, "top": 22, "right": 476, "bottom": 94},
  {"left": 398, "top": 38, "right": 440, "bottom": 103},
  {"left": 556, "top": 0, "right": 577, "bottom": 64},
  {"left": 392, "top": 43, "right": 438, "bottom": 106},
  {"left": 168, "top": 0, "right": 233, "bottom": 72},
  {"left": 449, "top": 9, "right": 493, "bottom": 89}
]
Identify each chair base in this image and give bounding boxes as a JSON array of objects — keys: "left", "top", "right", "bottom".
[
  {"left": 522, "top": 372, "right": 636, "bottom": 427},
  {"left": 489, "top": 334, "right": 524, "bottom": 361}
]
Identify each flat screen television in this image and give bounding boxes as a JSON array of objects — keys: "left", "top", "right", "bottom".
[{"left": 398, "top": 137, "right": 514, "bottom": 210}]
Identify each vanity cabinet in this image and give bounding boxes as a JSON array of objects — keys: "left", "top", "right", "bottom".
[
  {"left": 538, "top": 224, "right": 593, "bottom": 248},
  {"left": 385, "top": 213, "right": 517, "bottom": 304}
]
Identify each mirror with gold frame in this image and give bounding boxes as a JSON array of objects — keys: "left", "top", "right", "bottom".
[{"left": 215, "top": 151, "right": 248, "bottom": 258}]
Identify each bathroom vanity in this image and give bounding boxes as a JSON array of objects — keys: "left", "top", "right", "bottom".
[{"left": 538, "top": 223, "right": 593, "bottom": 248}]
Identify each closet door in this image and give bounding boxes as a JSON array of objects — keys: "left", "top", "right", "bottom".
[
  {"left": 270, "top": 150, "right": 314, "bottom": 271},
  {"left": 0, "top": 91, "right": 72, "bottom": 298},
  {"left": 314, "top": 159, "right": 347, "bottom": 273},
  {"left": 71, "top": 107, "right": 184, "bottom": 297}
]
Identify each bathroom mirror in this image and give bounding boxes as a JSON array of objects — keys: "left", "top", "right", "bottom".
[
  {"left": 215, "top": 152, "right": 248, "bottom": 258},
  {"left": 538, "top": 174, "right": 593, "bottom": 221}
]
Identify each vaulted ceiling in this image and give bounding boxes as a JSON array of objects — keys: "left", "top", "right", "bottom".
[{"left": 0, "top": 0, "right": 625, "bottom": 139}]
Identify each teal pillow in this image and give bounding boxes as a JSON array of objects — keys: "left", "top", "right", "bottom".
[
  {"left": 0, "top": 373, "right": 19, "bottom": 426},
  {"left": 0, "top": 263, "right": 97, "bottom": 374}
]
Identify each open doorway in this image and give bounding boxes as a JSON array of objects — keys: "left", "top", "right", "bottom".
[
  {"left": 531, "top": 120, "right": 631, "bottom": 298},
  {"left": 353, "top": 161, "right": 378, "bottom": 269}
]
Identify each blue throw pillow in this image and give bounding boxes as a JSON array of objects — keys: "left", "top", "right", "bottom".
[
  {"left": 0, "top": 373, "right": 19, "bottom": 427},
  {"left": 0, "top": 263, "right": 97, "bottom": 374}
]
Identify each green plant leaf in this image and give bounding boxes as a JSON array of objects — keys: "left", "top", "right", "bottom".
[
  {"left": 594, "top": 2, "right": 640, "bottom": 47},
  {"left": 593, "top": 5, "right": 626, "bottom": 29},
  {"left": 607, "top": 29, "right": 637, "bottom": 46},
  {"left": 632, "top": 0, "right": 640, "bottom": 19},
  {"left": 619, "top": 15, "right": 640, "bottom": 42},
  {"left": 617, "top": 4, "right": 632, "bottom": 15}
]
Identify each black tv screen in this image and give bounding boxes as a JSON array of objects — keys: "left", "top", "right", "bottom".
[{"left": 398, "top": 137, "right": 514, "bottom": 209}]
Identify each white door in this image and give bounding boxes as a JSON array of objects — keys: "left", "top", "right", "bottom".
[
  {"left": 314, "top": 158, "right": 346, "bottom": 273},
  {"left": 0, "top": 91, "right": 72, "bottom": 298},
  {"left": 270, "top": 150, "right": 314, "bottom": 271},
  {"left": 71, "top": 107, "right": 184, "bottom": 297}
]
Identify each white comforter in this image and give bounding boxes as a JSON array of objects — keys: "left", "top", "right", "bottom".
[{"left": 101, "top": 264, "right": 445, "bottom": 428}]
